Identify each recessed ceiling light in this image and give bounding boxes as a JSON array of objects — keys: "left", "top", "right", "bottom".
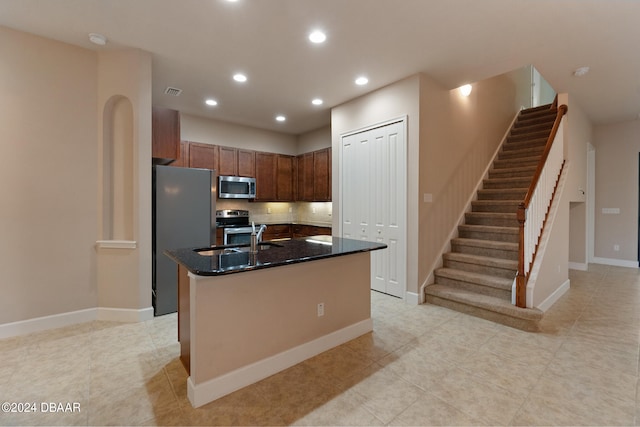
[
  {"left": 88, "top": 33, "right": 107, "bottom": 46},
  {"left": 573, "top": 66, "right": 590, "bottom": 77},
  {"left": 355, "top": 76, "right": 369, "bottom": 86},
  {"left": 205, "top": 99, "right": 218, "bottom": 106},
  {"left": 233, "top": 73, "right": 247, "bottom": 83},
  {"left": 459, "top": 84, "right": 472, "bottom": 97},
  {"left": 275, "top": 115, "right": 286, "bottom": 122},
  {"left": 308, "top": 30, "right": 326, "bottom": 44},
  {"left": 312, "top": 98, "right": 323, "bottom": 106}
]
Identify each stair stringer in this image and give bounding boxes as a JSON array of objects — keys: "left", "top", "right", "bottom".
[
  {"left": 524, "top": 162, "right": 571, "bottom": 310},
  {"left": 419, "top": 110, "right": 521, "bottom": 303}
]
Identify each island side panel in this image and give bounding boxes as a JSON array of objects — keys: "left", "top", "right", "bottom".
[
  {"left": 190, "top": 252, "right": 371, "bottom": 385},
  {"left": 178, "top": 264, "right": 190, "bottom": 373}
]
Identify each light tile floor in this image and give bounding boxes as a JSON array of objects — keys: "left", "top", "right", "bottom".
[{"left": 1, "top": 264, "right": 640, "bottom": 426}]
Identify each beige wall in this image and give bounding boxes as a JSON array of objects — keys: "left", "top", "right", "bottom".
[
  {"left": 191, "top": 253, "right": 371, "bottom": 383},
  {"left": 559, "top": 94, "right": 591, "bottom": 265},
  {"left": 593, "top": 120, "right": 640, "bottom": 262},
  {"left": 332, "top": 71, "right": 523, "bottom": 297},
  {"left": 528, "top": 93, "right": 591, "bottom": 305},
  {"left": 529, "top": 169, "right": 570, "bottom": 307},
  {"left": 0, "top": 27, "right": 99, "bottom": 323},
  {"left": 332, "top": 74, "right": 421, "bottom": 295},
  {"left": 180, "top": 113, "right": 297, "bottom": 155},
  {"left": 297, "top": 125, "right": 331, "bottom": 154},
  {"left": 96, "top": 49, "right": 153, "bottom": 310},
  {"left": 569, "top": 202, "right": 587, "bottom": 264},
  {"left": 418, "top": 71, "right": 522, "bottom": 291}
]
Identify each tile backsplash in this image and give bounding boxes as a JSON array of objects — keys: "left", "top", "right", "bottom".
[{"left": 216, "top": 199, "right": 332, "bottom": 227}]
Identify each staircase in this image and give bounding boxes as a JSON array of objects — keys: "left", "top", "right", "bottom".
[{"left": 424, "top": 104, "right": 559, "bottom": 332}]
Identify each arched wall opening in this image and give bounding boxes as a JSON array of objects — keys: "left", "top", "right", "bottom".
[{"left": 102, "top": 95, "right": 134, "bottom": 241}]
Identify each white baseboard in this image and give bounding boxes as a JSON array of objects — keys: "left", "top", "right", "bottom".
[
  {"left": 536, "top": 279, "right": 570, "bottom": 312},
  {"left": 188, "top": 318, "right": 373, "bottom": 408},
  {"left": 96, "top": 306, "right": 154, "bottom": 322},
  {"left": 0, "top": 306, "right": 155, "bottom": 340},
  {"left": 568, "top": 262, "right": 588, "bottom": 271},
  {"left": 591, "top": 257, "right": 639, "bottom": 269},
  {"left": 405, "top": 291, "right": 420, "bottom": 306},
  {"left": 0, "top": 308, "right": 97, "bottom": 340}
]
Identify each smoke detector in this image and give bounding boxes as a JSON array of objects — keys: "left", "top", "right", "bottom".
[
  {"left": 573, "top": 66, "right": 590, "bottom": 77},
  {"left": 164, "top": 87, "right": 183, "bottom": 96}
]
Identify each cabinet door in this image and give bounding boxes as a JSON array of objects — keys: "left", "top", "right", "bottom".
[
  {"left": 313, "top": 148, "right": 331, "bottom": 201},
  {"left": 237, "top": 149, "right": 256, "bottom": 177},
  {"left": 254, "top": 152, "right": 277, "bottom": 200},
  {"left": 262, "top": 224, "right": 291, "bottom": 241},
  {"left": 152, "top": 107, "right": 180, "bottom": 161},
  {"left": 188, "top": 142, "right": 219, "bottom": 171},
  {"left": 218, "top": 146, "right": 238, "bottom": 176},
  {"left": 297, "top": 152, "right": 314, "bottom": 201},
  {"left": 169, "top": 141, "right": 190, "bottom": 168},
  {"left": 276, "top": 155, "right": 294, "bottom": 201}
]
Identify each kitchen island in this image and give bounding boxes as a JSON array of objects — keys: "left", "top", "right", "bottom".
[{"left": 165, "top": 236, "right": 386, "bottom": 408}]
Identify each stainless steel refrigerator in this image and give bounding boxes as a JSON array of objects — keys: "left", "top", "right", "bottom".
[{"left": 153, "top": 165, "right": 216, "bottom": 316}]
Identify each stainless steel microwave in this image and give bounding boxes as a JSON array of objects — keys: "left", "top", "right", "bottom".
[{"left": 218, "top": 175, "right": 256, "bottom": 199}]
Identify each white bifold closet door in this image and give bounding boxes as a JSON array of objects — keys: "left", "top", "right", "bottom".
[{"left": 341, "top": 120, "right": 406, "bottom": 298}]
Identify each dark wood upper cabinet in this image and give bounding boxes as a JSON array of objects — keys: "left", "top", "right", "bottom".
[
  {"left": 152, "top": 107, "right": 180, "bottom": 161},
  {"left": 237, "top": 149, "right": 256, "bottom": 177},
  {"left": 313, "top": 148, "right": 331, "bottom": 201},
  {"left": 254, "top": 152, "right": 277, "bottom": 201},
  {"left": 295, "top": 148, "right": 331, "bottom": 202},
  {"left": 188, "top": 142, "right": 218, "bottom": 171},
  {"left": 297, "top": 152, "right": 314, "bottom": 201},
  {"left": 169, "top": 141, "right": 190, "bottom": 168},
  {"left": 276, "top": 155, "right": 295, "bottom": 201},
  {"left": 218, "top": 146, "right": 238, "bottom": 176}
]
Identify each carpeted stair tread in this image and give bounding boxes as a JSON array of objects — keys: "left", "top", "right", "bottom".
[
  {"left": 425, "top": 285, "right": 543, "bottom": 322},
  {"left": 458, "top": 224, "right": 518, "bottom": 236},
  {"left": 464, "top": 212, "right": 518, "bottom": 227},
  {"left": 502, "top": 138, "right": 548, "bottom": 151},
  {"left": 483, "top": 176, "right": 532, "bottom": 189},
  {"left": 471, "top": 200, "right": 521, "bottom": 213},
  {"left": 507, "top": 129, "right": 554, "bottom": 142},
  {"left": 451, "top": 237, "right": 518, "bottom": 251},
  {"left": 493, "top": 156, "right": 541, "bottom": 169},
  {"left": 435, "top": 268, "right": 513, "bottom": 290},
  {"left": 488, "top": 166, "right": 536, "bottom": 179},
  {"left": 510, "top": 123, "right": 554, "bottom": 135},
  {"left": 443, "top": 252, "right": 517, "bottom": 271},
  {"left": 477, "top": 188, "right": 527, "bottom": 200},
  {"left": 498, "top": 146, "right": 545, "bottom": 160}
]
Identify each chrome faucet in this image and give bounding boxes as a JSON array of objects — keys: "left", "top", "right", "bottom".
[{"left": 256, "top": 224, "right": 267, "bottom": 242}]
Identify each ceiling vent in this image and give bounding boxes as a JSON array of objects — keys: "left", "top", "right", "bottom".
[{"left": 164, "top": 86, "right": 182, "bottom": 96}]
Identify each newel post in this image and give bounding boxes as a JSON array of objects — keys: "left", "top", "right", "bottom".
[{"left": 515, "top": 202, "right": 527, "bottom": 308}]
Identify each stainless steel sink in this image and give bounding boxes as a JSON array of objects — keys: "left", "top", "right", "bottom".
[
  {"left": 196, "top": 247, "right": 243, "bottom": 256},
  {"left": 196, "top": 241, "right": 283, "bottom": 256}
]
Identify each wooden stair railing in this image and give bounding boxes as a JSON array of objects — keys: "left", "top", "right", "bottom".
[{"left": 515, "top": 102, "right": 568, "bottom": 308}]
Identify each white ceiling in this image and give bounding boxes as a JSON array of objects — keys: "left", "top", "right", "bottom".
[{"left": 1, "top": 0, "right": 639, "bottom": 134}]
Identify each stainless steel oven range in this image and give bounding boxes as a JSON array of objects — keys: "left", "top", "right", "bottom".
[{"left": 216, "top": 209, "right": 265, "bottom": 245}]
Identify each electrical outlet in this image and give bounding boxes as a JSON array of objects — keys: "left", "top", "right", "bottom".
[
  {"left": 317, "top": 303, "right": 324, "bottom": 317},
  {"left": 267, "top": 207, "right": 272, "bottom": 214},
  {"left": 614, "top": 244, "right": 620, "bottom": 251}
]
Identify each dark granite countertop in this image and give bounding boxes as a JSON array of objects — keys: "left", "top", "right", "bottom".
[{"left": 164, "top": 236, "right": 386, "bottom": 276}]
